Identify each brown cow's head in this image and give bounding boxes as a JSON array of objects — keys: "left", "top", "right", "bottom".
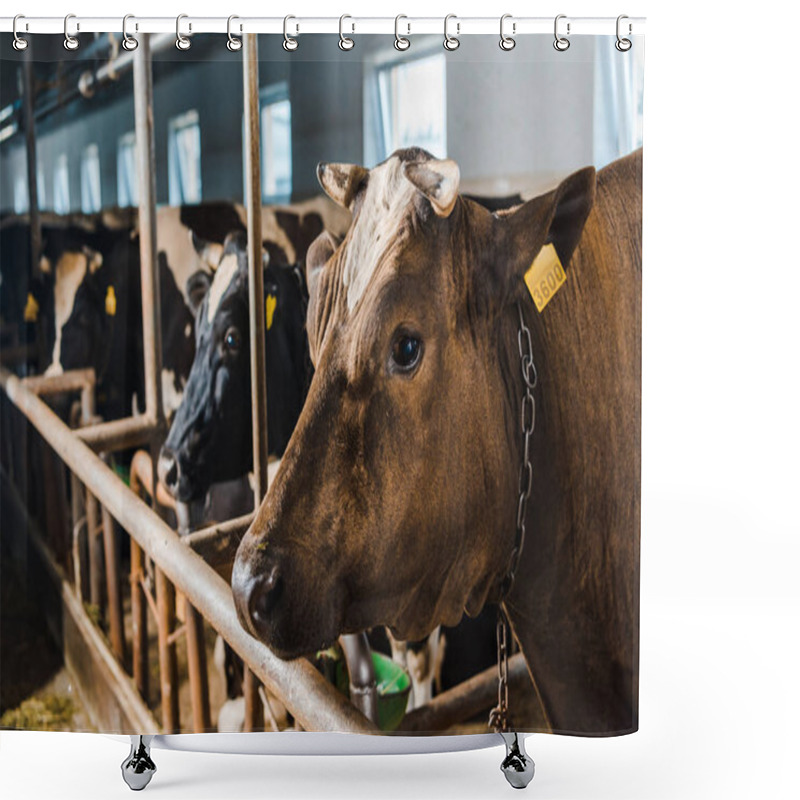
[{"left": 232, "top": 148, "right": 595, "bottom": 659}]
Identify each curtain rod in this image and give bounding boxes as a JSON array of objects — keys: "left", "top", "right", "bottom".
[{"left": 0, "top": 16, "right": 645, "bottom": 37}]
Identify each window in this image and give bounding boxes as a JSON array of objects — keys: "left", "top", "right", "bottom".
[
  {"left": 168, "top": 109, "right": 202, "bottom": 205},
  {"left": 53, "top": 153, "right": 70, "bottom": 214},
  {"left": 13, "top": 173, "right": 28, "bottom": 214},
  {"left": 37, "top": 167, "right": 45, "bottom": 209},
  {"left": 375, "top": 54, "right": 447, "bottom": 161},
  {"left": 117, "top": 131, "right": 138, "bottom": 207},
  {"left": 81, "top": 143, "right": 102, "bottom": 213},
  {"left": 260, "top": 84, "right": 292, "bottom": 202}
]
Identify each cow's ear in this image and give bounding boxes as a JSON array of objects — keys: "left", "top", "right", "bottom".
[
  {"left": 186, "top": 271, "right": 212, "bottom": 318},
  {"left": 499, "top": 166, "right": 596, "bottom": 287},
  {"left": 305, "top": 230, "right": 339, "bottom": 300},
  {"left": 190, "top": 230, "right": 224, "bottom": 271},
  {"left": 404, "top": 158, "right": 461, "bottom": 218},
  {"left": 317, "top": 163, "right": 368, "bottom": 209}
]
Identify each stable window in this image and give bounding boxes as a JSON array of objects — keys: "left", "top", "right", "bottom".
[
  {"left": 117, "top": 132, "right": 138, "bottom": 207},
  {"left": 375, "top": 54, "right": 447, "bottom": 160},
  {"left": 80, "top": 143, "right": 102, "bottom": 213},
  {"left": 260, "top": 84, "right": 292, "bottom": 202},
  {"left": 53, "top": 153, "right": 70, "bottom": 214},
  {"left": 13, "top": 172, "right": 28, "bottom": 214},
  {"left": 168, "top": 109, "right": 202, "bottom": 205}
]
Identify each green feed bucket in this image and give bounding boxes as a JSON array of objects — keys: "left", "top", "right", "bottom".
[{"left": 335, "top": 651, "right": 411, "bottom": 731}]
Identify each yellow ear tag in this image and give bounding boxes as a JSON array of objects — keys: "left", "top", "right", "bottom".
[
  {"left": 523, "top": 244, "right": 567, "bottom": 313},
  {"left": 105, "top": 286, "right": 117, "bottom": 316},
  {"left": 24, "top": 292, "right": 39, "bottom": 323},
  {"left": 265, "top": 294, "right": 277, "bottom": 331}
]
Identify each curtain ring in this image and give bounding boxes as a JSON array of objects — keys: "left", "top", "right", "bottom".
[
  {"left": 12, "top": 15, "right": 28, "bottom": 51},
  {"left": 64, "top": 13, "right": 80, "bottom": 51},
  {"left": 227, "top": 15, "right": 242, "bottom": 52},
  {"left": 122, "top": 15, "right": 138, "bottom": 52},
  {"left": 499, "top": 14, "right": 516, "bottom": 51},
  {"left": 443, "top": 14, "right": 460, "bottom": 51},
  {"left": 176, "top": 14, "right": 191, "bottom": 51},
  {"left": 553, "top": 14, "right": 570, "bottom": 51},
  {"left": 339, "top": 15, "right": 355, "bottom": 51},
  {"left": 394, "top": 14, "right": 410, "bottom": 51},
  {"left": 283, "top": 15, "right": 299, "bottom": 51},
  {"left": 615, "top": 15, "right": 632, "bottom": 52}
]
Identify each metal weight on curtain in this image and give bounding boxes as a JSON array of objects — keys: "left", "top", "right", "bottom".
[
  {"left": 12, "top": 15, "right": 28, "bottom": 51},
  {"left": 227, "top": 16, "right": 242, "bottom": 52},
  {"left": 554, "top": 14, "right": 571, "bottom": 51},
  {"left": 122, "top": 15, "right": 138, "bottom": 52},
  {"left": 339, "top": 15, "right": 355, "bottom": 51},
  {"left": 283, "top": 15, "right": 299, "bottom": 51},
  {"left": 500, "top": 14, "right": 516, "bottom": 51},
  {"left": 176, "top": 14, "right": 191, "bottom": 51},
  {"left": 64, "top": 13, "right": 79, "bottom": 51},
  {"left": 444, "top": 14, "right": 460, "bottom": 51},
  {"left": 616, "top": 15, "right": 632, "bottom": 51},
  {"left": 394, "top": 15, "right": 410, "bottom": 51}
]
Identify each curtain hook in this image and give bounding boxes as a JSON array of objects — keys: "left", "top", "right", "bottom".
[
  {"left": 339, "top": 15, "right": 355, "bottom": 51},
  {"left": 64, "top": 13, "right": 80, "bottom": 51},
  {"left": 616, "top": 15, "right": 632, "bottom": 52},
  {"left": 444, "top": 14, "right": 460, "bottom": 51},
  {"left": 176, "top": 14, "right": 191, "bottom": 51},
  {"left": 283, "top": 15, "right": 299, "bottom": 51},
  {"left": 12, "top": 15, "right": 28, "bottom": 51},
  {"left": 554, "top": 14, "right": 570, "bottom": 51},
  {"left": 122, "top": 15, "right": 138, "bottom": 52},
  {"left": 500, "top": 14, "right": 516, "bottom": 51},
  {"left": 394, "top": 15, "right": 410, "bottom": 51},
  {"left": 227, "top": 15, "right": 242, "bottom": 52}
]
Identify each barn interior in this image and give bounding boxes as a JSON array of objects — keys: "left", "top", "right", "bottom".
[{"left": 0, "top": 31, "right": 643, "bottom": 735}]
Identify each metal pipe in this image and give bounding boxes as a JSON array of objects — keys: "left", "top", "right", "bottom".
[
  {"left": 243, "top": 33, "right": 268, "bottom": 506},
  {"left": 133, "top": 34, "right": 164, "bottom": 429},
  {"left": 76, "top": 415, "right": 156, "bottom": 452},
  {"left": 183, "top": 513, "right": 253, "bottom": 567},
  {"left": 102, "top": 504, "right": 127, "bottom": 663},
  {"left": 155, "top": 565, "right": 180, "bottom": 732},
  {"left": 185, "top": 601, "right": 211, "bottom": 732},
  {"left": 0, "top": 367, "right": 377, "bottom": 734},
  {"left": 397, "top": 652, "right": 529, "bottom": 733},
  {"left": 243, "top": 666, "right": 263, "bottom": 733},
  {"left": 130, "top": 538, "right": 149, "bottom": 702},
  {"left": 340, "top": 633, "right": 379, "bottom": 725}
]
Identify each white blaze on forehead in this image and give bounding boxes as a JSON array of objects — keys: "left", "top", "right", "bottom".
[
  {"left": 206, "top": 253, "right": 239, "bottom": 323},
  {"left": 342, "top": 156, "right": 417, "bottom": 312},
  {"left": 44, "top": 251, "right": 89, "bottom": 377}
]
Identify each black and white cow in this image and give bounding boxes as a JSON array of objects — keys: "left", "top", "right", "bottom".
[{"left": 157, "top": 231, "right": 311, "bottom": 503}]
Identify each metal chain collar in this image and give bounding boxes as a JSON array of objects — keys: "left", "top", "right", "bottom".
[{"left": 489, "top": 301, "right": 537, "bottom": 733}]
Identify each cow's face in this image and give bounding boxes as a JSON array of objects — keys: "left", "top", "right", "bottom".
[
  {"left": 159, "top": 232, "right": 309, "bottom": 503},
  {"left": 233, "top": 148, "right": 595, "bottom": 659}
]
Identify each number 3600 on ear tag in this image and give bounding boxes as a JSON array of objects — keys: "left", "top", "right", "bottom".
[{"left": 524, "top": 244, "right": 566, "bottom": 312}]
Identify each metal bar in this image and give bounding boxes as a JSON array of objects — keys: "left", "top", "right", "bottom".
[
  {"left": 22, "top": 368, "right": 95, "bottom": 397},
  {"left": 155, "top": 566, "right": 180, "bottom": 732},
  {"left": 76, "top": 415, "right": 157, "bottom": 452},
  {"left": 0, "top": 17, "right": 647, "bottom": 35},
  {"left": 185, "top": 602, "right": 211, "bottom": 732},
  {"left": 0, "top": 368, "right": 377, "bottom": 733},
  {"left": 243, "top": 33, "right": 268, "bottom": 505},
  {"left": 183, "top": 513, "right": 253, "bottom": 567},
  {"left": 398, "top": 652, "right": 529, "bottom": 733},
  {"left": 133, "top": 34, "right": 164, "bottom": 429},
  {"left": 101, "top": 505, "right": 127, "bottom": 664},
  {"left": 85, "top": 491, "right": 104, "bottom": 611},
  {"left": 243, "top": 666, "right": 263, "bottom": 733},
  {"left": 130, "top": 538, "right": 149, "bottom": 702}
]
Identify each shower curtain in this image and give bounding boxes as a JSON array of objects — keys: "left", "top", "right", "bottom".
[{"left": 0, "top": 21, "right": 644, "bottom": 740}]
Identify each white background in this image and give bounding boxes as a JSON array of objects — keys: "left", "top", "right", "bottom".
[{"left": 2, "top": 1, "right": 799, "bottom": 798}]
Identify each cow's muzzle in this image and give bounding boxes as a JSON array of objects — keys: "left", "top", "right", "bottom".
[
  {"left": 157, "top": 447, "right": 181, "bottom": 497},
  {"left": 231, "top": 556, "right": 284, "bottom": 643}
]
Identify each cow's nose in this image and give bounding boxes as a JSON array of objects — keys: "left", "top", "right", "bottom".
[
  {"left": 157, "top": 448, "right": 180, "bottom": 494},
  {"left": 232, "top": 560, "right": 283, "bottom": 640}
]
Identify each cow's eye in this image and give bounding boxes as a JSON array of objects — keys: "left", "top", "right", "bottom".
[
  {"left": 224, "top": 327, "right": 241, "bottom": 352},
  {"left": 390, "top": 333, "right": 422, "bottom": 372}
]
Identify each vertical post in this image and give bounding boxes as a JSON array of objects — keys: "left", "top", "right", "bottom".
[
  {"left": 155, "top": 566, "right": 180, "bottom": 732},
  {"left": 133, "top": 34, "right": 165, "bottom": 429},
  {"left": 185, "top": 602, "right": 211, "bottom": 732},
  {"left": 101, "top": 506, "right": 127, "bottom": 663},
  {"left": 242, "top": 33, "right": 266, "bottom": 732},
  {"left": 20, "top": 52, "right": 45, "bottom": 369},
  {"left": 130, "top": 539, "right": 149, "bottom": 702}
]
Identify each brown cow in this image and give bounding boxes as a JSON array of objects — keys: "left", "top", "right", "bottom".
[{"left": 232, "top": 147, "right": 641, "bottom": 735}]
